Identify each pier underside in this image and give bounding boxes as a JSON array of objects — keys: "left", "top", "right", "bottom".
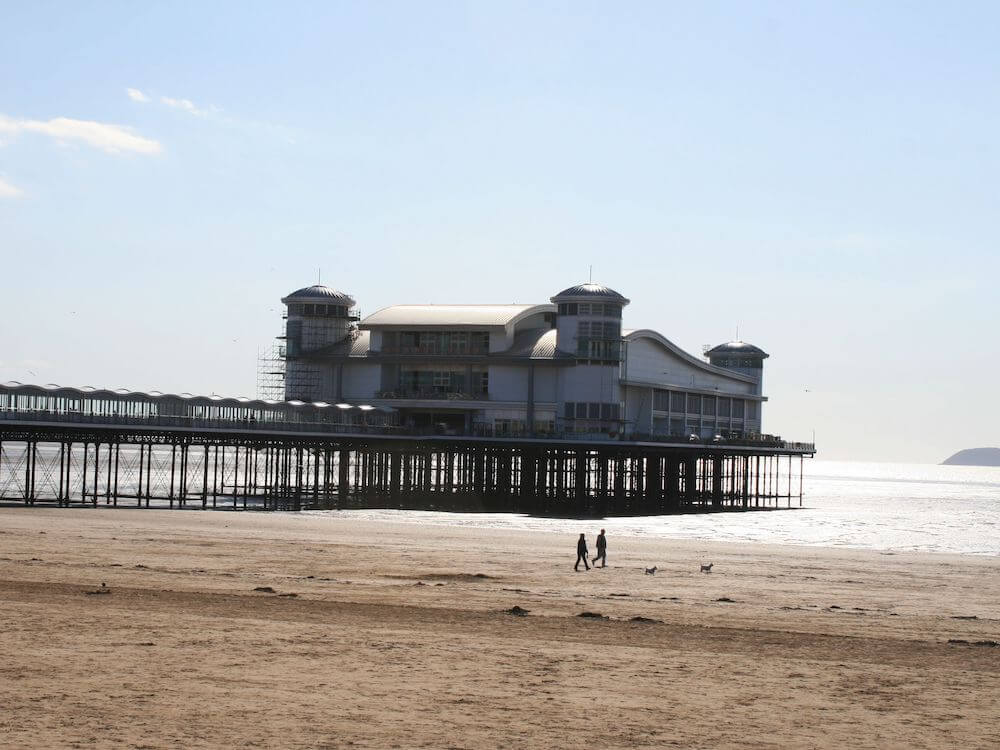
[{"left": 0, "top": 424, "right": 809, "bottom": 516}]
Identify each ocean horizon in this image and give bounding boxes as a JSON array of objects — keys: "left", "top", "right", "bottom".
[{"left": 305, "top": 459, "right": 1000, "bottom": 557}]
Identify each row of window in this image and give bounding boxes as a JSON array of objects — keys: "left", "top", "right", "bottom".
[
  {"left": 398, "top": 369, "right": 489, "bottom": 395},
  {"left": 557, "top": 302, "right": 622, "bottom": 318},
  {"left": 652, "top": 389, "right": 758, "bottom": 419},
  {"left": 576, "top": 339, "right": 622, "bottom": 361},
  {"left": 711, "top": 357, "right": 763, "bottom": 368},
  {"left": 563, "top": 401, "right": 623, "bottom": 420},
  {"left": 577, "top": 321, "right": 621, "bottom": 339},
  {"left": 383, "top": 331, "right": 491, "bottom": 355},
  {"left": 287, "top": 303, "right": 352, "bottom": 318}
]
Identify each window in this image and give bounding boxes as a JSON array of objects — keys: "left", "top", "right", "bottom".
[
  {"left": 653, "top": 389, "right": 669, "bottom": 411},
  {"left": 718, "top": 398, "right": 731, "bottom": 417},
  {"left": 393, "top": 330, "right": 489, "bottom": 355},
  {"left": 687, "top": 394, "right": 701, "bottom": 414},
  {"left": 703, "top": 396, "right": 716, "bottom": 416},
  {"left": 578, "top": 302, "right": 591, "bottom": 315},
  {"left": 286, "top": 319, "right": 302, "bottom": 356},
  {"left": 733, "top": 400, "right": 745, "bottom": 418},
  {"left": 563, "top": 402, "right": 621, "bottom": 423},
  {"left": 670, "top": 392, "right": 685, "bottom": 412},
  {"left": 747, "top": 401, "right": 758, "bottom": 419}
]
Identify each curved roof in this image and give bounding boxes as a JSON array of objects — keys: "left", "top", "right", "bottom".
[
  {"left": 281, "top": 285, "right": 356, "bottom": 306},
  {"left": 551, "top": 282, "right": 629, "bottom": 305},
  {"left": 704, "top": 341, "right": 769, "bottom": 359},
  {"left": 500, "top": 329, "right": 573, "bottom": 360},
  {"left": 360, "top": 304, "right": 554, "bottom": 329},
  {"left": 624, "top": 330, "right": 756, "bottom": 383}
]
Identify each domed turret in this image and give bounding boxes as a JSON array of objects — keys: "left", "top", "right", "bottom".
[
  {"left": 705, "top": 341, "right": 768, "bottom": 392},
  {"left": 550, "top": 282, "right": 628, "bottom": 360},
  {"left": 281, "top": 285, "right": 356, "bottom": 307},
  {"left": 281, "top": 284, "right": 358, "bottom": 401},
  {"left": 551, "top": 282, "right": 630, "bottom": 306},
  {"left": 551, "top": 282, "right": 627, "bottom": 433}
]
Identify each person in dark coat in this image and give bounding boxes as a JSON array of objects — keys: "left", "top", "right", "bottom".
[
  {"left": 592, "top": 529, "right": 607, "bottom": 568},
  {"left": 575, "top": 533, "right": 590, "bottom": 571}
]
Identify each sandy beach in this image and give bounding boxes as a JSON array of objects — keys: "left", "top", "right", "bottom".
[{"left": 0, "top": 507, "right": 997, "bottom": 749}]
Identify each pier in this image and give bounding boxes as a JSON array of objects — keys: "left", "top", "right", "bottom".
[{"left": 1, "top": 382, "right": 813, "bottom": 515}]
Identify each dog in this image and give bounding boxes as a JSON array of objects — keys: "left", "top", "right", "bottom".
[
  {"left": 700, "top": 563, "right": 713, "bottom": 573},
  {"left": 644, "top": 566, "right": 657, "bottom": 575}
]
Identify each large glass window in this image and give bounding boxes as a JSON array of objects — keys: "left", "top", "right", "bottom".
[
  {"left": 653, "top": 389, "right": 669, "bottom": 411},
  {"left": 391, "top": 331, "right": 489, "bottom": 355},
  {"left": 285, "top": 319, "right": 302, "bottom": 356}
]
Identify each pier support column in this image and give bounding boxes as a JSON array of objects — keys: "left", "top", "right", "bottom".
[
  {"left": 390, "top": 449, "right": 401, "bottom": 502},
  {"left": 711, "top": 455, "right": 723, "bottom": 509},
  {"left": 574, "top": 449, "right": 588, "bottom": 512},
  {"left": 645, "top": 455, "right": 662, "bottom": 514},
  {"left": 338, "top": 448, "right": 350, "bottom": 506},
  {"left": 684, "top": 456, "right": 697, "bottom": 509}
]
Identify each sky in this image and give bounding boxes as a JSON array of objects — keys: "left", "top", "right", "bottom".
[{"left": 1, "top": 1, "right": 998, "bottom": 463}]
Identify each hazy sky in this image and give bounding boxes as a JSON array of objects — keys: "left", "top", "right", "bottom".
[{"left": 2, "top": 2, "right": 997, "bottom": 463}]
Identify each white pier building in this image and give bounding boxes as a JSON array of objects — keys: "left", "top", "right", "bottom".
[{"left": 279, "top": 282, "right": 768, "bottom": 439}]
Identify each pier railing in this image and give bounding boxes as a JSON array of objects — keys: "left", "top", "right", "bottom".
[{"left": 0, "top": 407, "right": 814, "bottom": 453}]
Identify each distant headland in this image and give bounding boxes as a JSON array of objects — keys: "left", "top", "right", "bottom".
[{"left": 941, "top": 447, "right": 1000, "bottom": 466}]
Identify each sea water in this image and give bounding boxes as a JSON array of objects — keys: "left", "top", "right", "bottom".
[{"left": 309, "top": 460, "right": 1000, "bottom": 556}]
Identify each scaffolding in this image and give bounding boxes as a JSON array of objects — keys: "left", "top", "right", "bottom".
[{"left": 256, "top": 342, "right": 286, "bottom": 401}]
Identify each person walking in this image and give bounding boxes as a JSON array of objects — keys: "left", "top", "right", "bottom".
[
  {"left": 592, "top": 529, "right": 607, "bottom": 568},
  {"left": 575, "top": 533, "right": 590, "bottom": 571}
]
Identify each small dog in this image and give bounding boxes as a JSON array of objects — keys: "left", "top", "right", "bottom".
[
  {"left": 644, "top": 566, "right": 657, "bottom": 575},
  {"left": 700, "top": 563, "right": 713, "bottom": 573}
]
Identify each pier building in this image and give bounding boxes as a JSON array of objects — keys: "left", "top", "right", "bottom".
[
  {"left": 281, "top": 282, "right": 768, "bottom": 440},
  {"left": 0, "top": 279, "right": 811, "bottom": 516}
]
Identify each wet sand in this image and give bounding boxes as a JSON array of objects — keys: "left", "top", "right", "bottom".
[{"left": 1, "top": 507, "right": 998, "bottom": 749}]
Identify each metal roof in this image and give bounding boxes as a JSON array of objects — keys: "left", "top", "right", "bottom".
[
  {"left": 500, "top": 329, "right": 573, "bottom": 359},
  {"left": 301, "top": 330, "right": 373, "bottom": 358},
  {"left": 624, "top": 330, "right": 758, "bottom": 383},
  {"left": 704, "top": 341, "right": 770, "bottom": 358},
  {"left": 281, "top": 285, "right": 356, "bottom": 306},
  {"left": 360, "top": 304, "right": 553, "bottom": 329},
  {"left": 0, "top": 380, "right": 392, "bottom": 411},
  {"left": 551, "top": 282, "right": 630, "bottom": 304}
]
